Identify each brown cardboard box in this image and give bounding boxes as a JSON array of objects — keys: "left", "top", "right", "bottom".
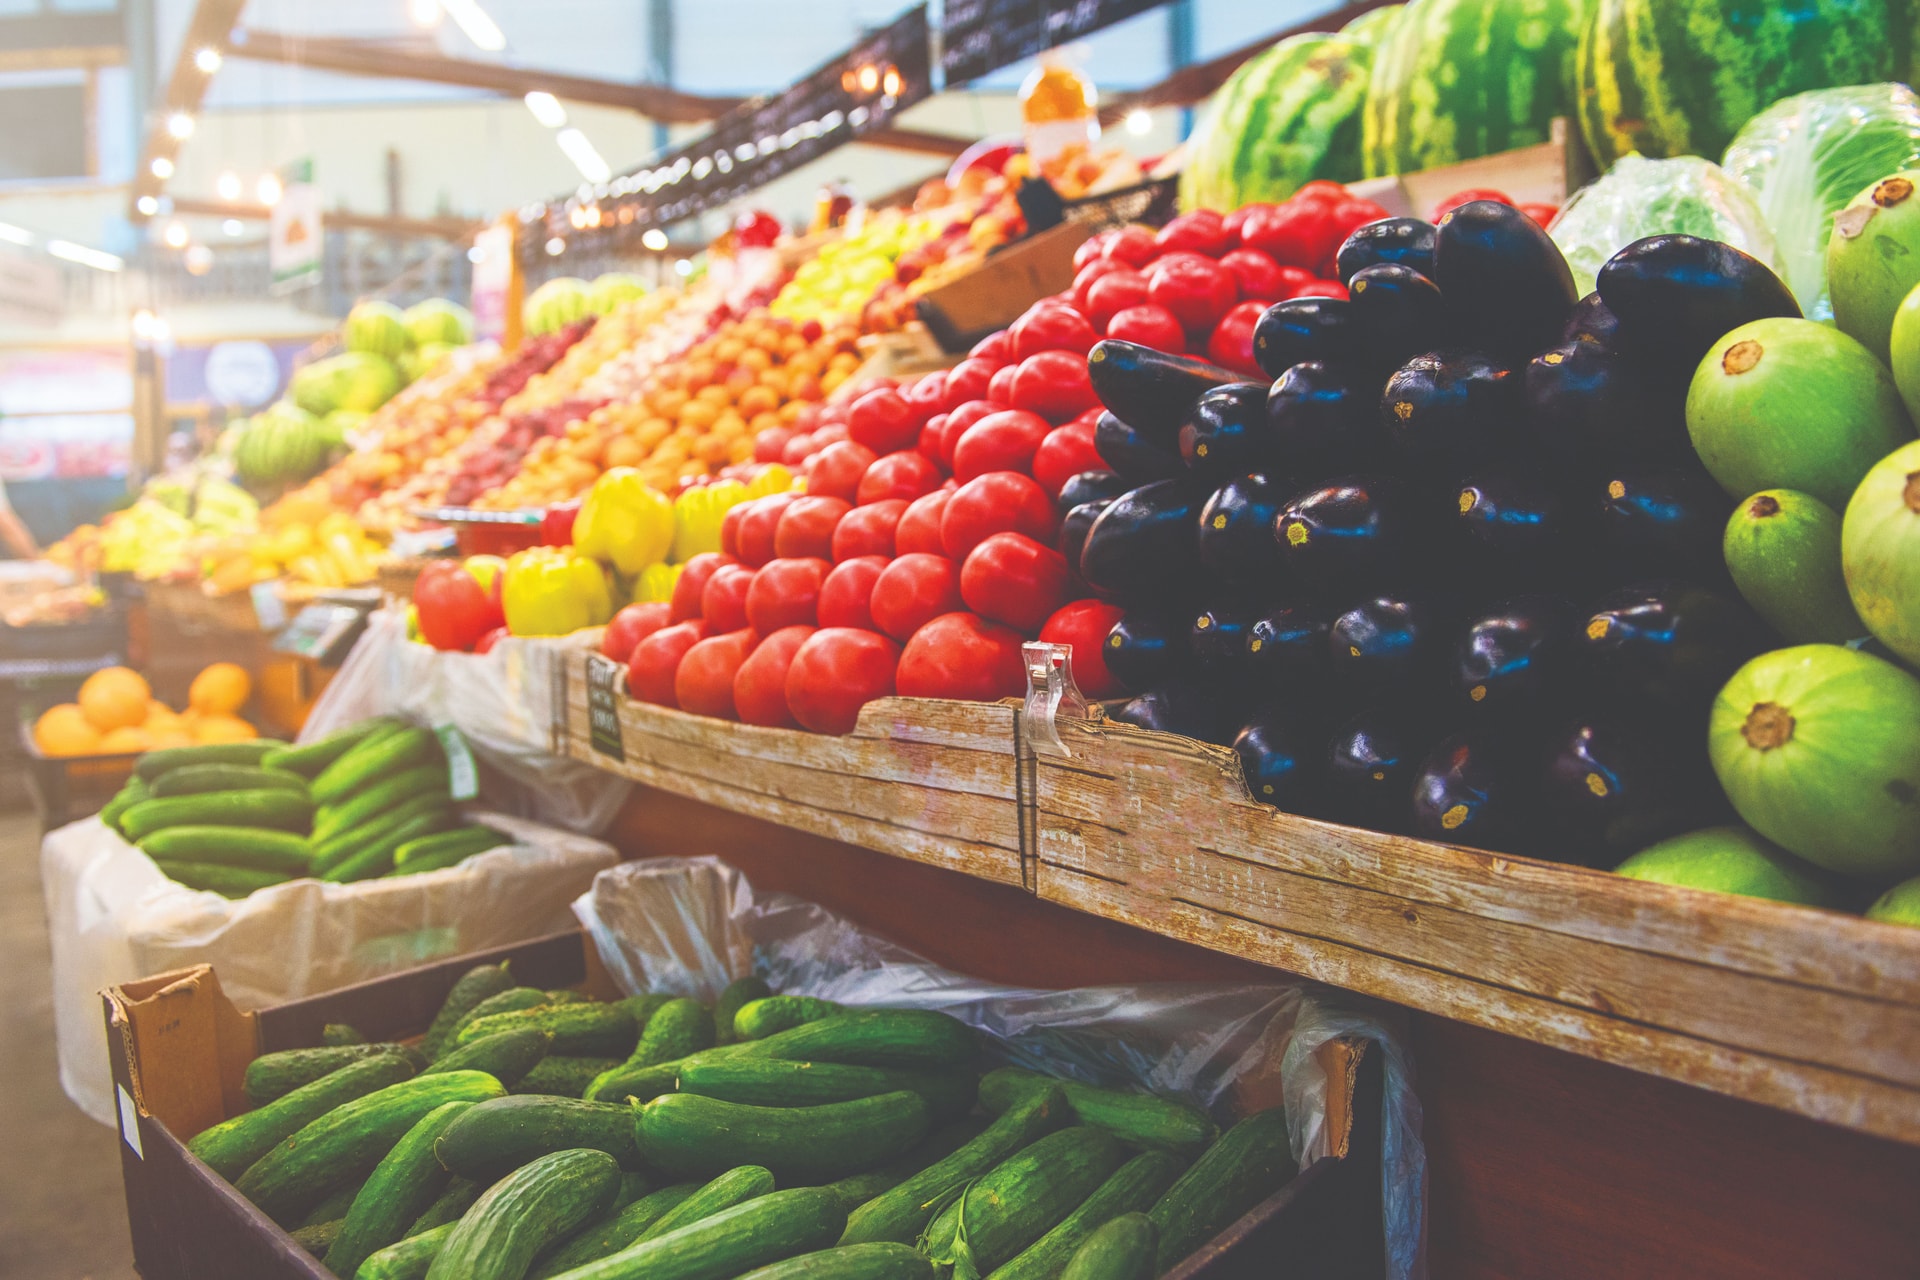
[
  {"left": 104, "top": 931, "right": 1385, "bottom": 1280},
  {"left": 915, "top": 221, "right": 1095, "bottom": 353}
]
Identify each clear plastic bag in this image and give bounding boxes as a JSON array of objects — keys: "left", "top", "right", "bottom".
[
  {"left": 1549, "top": 154, "right": 1788, "bottom": 298},
  {"left": 302, "top": 608, "right": 630, "bottom": 834},
  {"left": 1721, "top": 83, "right": 1920, "bottom": 322},
  {"left": 575, "top": 856, "right": 1428, "bottom": 1280}
]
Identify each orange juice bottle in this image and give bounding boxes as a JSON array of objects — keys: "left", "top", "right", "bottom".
[{"left": 1020, "top": 58, "right": 1099, "bottom": 166}]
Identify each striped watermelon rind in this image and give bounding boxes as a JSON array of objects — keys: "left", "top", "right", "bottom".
[
  {"left": 1361, "top": 0, "right": 1586, "bottom": 180},
  {"left": 1179, "top": 34, "right": 1373, "bottom": 214},
  {"left": 1340, "top": 4, "right": 1407, "bottom": 48}
]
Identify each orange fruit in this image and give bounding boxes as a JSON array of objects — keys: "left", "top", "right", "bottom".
[
  {"left": 79, "top": 666, "right": 152, "bottom": 732},
  {"left": 143, "top": 704, "right": 186, "bottom": 731},
  {"left": 192, "top": 714, "right": 258, "bottom": 744},
  {"left": 147, "top": 729, "right": 195, "bottom": 751},
  {"left": 189, "top": 662, "right": 252, "bottom": 715},
  {"left": 99, "top": 726, "right": 153, "bottom": 754},
  {"left": 605, "top": 437, "right": 647, "bottom": 469},
  {"left": 34, "top": 704, "right": 100, "bottom": 757}
]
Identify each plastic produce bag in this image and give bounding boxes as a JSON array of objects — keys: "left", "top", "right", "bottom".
[
  {"left": 44, "top": 810, "right": 616, "bottom": 1127},
  {"left": 577, "top": 857, "right": 1428, "bottom": 1280},
  {"left": 301, "top": 607, "right": 630, "bottom": 834},
  {"left": 1549, "top": 154, "right": 1787, "bottom": 298},
  {"left": 1721, "top": 84, "right": 1920, "bottom": 322}
]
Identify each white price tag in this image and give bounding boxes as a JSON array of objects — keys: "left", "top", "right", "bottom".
[
  {"left": 250, "top": 581, "right": 288, "bottom": 632},
  {"left": 436, "top": 724, "right": 479, "bottom": 801}
]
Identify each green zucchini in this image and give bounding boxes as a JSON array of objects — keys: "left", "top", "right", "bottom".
[
  {"left": 324, "top": 1100, "right": 475, "bottom": 1277},
  {"left": 153, "top": 860, "right": 290, "bottom": 898},
  {"left": 677, "top": 1059, "right": 976, "bottom": 1117},
  {"left": 735, "top": 996, "right": 843, "bottom": 1040},
  {"left": 135, "top": 740, "right": 286, "bottom": 781},
  {"left": 449, "top": 988, "right": 551, "bottom": 1043},
  {"left": 137, "top": 825, "right": 312, "bottom": 875},
  {"left": 426, "top": 1028, "right": 553, "bottom": 1088},
  {"left": 408, "top": 1179, "right": 480, "bottom": 1235},
  {"left": 980, "top": 1069, "right": 1216, "bottom": 1156},
  {"left": 244, "top": 1044, "right": 422, "bottom": 1106},
  {"left": 1146, "top": 1107, "right": 1291, "bottom": 1273},
  {"left": 122, "top": 788, "right": 314, "bottom": 841},
  {"left": 313, "top": 762, "right": 450, "bottom": 841},
  {"left": 515, "top": 1056, "right": 620, "bottom": 1098},
  {"left": 749, "top": 1009, "right": 976, "bottom": 1070},
  {"left": 736, "top": 1243, "right": 935, "bottom": 1280},
  {"left": 322, "top": 805, "right": 458, "bottom": 883},
  {"left": 713, "top": 976, "right": 772, "bottom": 1046},
  {"left": 544, "top": 1185, "right": 846, "bottom": 1280},
  {"left": 638, "top": 1090, "right": 930, "bottom": 1183},
  {"left": 422, "top": 961, "right": 515, "bottom": 1059},
  {"left": 313, "top": 792, "right": 453, "bottom": 876},
  {"left": 261, "top": 718, "right": 396, "bottom": 778},
  {"left": 391, "top": 825, "right": 508, "bottom": 875},
  {"left": 234, "top": 1070, "right": 506, "bottom": 1226},
  {"left": 454, "top": 1002, "right": 638, "bottom": 1057},
  {"left": 358, "top": 1221, "right": 455, "bottom": 1280},
  {"left": 434, "top": 1095, "right": 645, "bottom": 1179},
  {"left": 188, "top": 1053, "right": 415, "bottom": 1181},
  {"left": 147, "top": 763, "right": 310, "bottom": 798},
  {"left": 987, "top": 1150, "right": 1185, "bottom": 1280},
  {"left": 100, "top": 776, "right": 150, "bottom": 834},
  {"left": 923, "top": 1127, "right": 1129, "bottom": 1275},
  {"left": 426, "top": 1148, "right": 621, "bottom": 1280},
  {"left": 1060, "top": 1214, "right": 1156, "bottom": 1280},
  {"left": 530, "top": 1183, "right": 701, "bottom": 1280},
  {"left": 840, "top": 1082, "right": 1069, "bottom": 1245},
  {"left": 314, "top": 725, "right": 440, "bottom": 804},
  {"left": 292, "top": 1219, "right": 342, "bottom": 1255}
]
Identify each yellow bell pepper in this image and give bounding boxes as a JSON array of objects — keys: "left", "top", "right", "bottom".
[
  {"left": 574, "top": 466, "right": 674, "bottom": 576},
  {"left": 745, "top": 463, "right": 796, "bottom": 500},
  {"left": 502, "top": 546, "right": 615, "bottom": 637},
  {"left": 633, "top": 561, "right": 683, "bottom": 604},
  {"left": 671, "top": 479, "right": 747, "bottom": 562}
]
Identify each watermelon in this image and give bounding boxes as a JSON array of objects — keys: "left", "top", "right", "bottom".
[
  {"left": 290, "top": 351, "right": 402, "bottom": 417},
  {"left": 403, "top": 297, "right": 473, "bottom": 348},
  {"left": 589, "top": 272, "right": 649, "bottom": 314},
  {"left": 1341, "top": 4, "right": 1406, "bottom": 47},
  {"left": 1361, "top": 0, "right": 1585, "bottom": 179},
  {"left": 1576, "top": 0, "right": 1911, "bottom": 174},
  {"left": 1180, "top": 34, "right": 1372, "bottom": 214},
  {"left": 524, "top": 277, "right": 592, "bottom": 336},
  {"left": 343, "top": 300, "right": 410, "bottom": 359},
  {"left": 235, "top": 403, "right": 330, "bottom": 488}
]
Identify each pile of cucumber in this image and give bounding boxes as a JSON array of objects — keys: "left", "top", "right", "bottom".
[
  {"left": 187, "top": 964, "right": 1296, "bottom": 1280},
  {"left": 97, "top": 717, "right": 509, "bottom": 897}
]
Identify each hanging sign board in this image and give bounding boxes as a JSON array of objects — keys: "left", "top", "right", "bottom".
[
  {"left": 939, "top": 0, "right": 1164, "bottom": 85},
  {"left": 269, "top": 159, "right": 322, "bottom": 295}
]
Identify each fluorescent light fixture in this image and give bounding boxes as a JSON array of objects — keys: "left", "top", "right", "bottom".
[
  {"left": 216, "top": 171, "right": 242, "bottom": 200},
  {"left": 441, "top": 0, "right": 506, "bottom": 51},
  {"left": 0, "top": 222, "right": 32, "bottom": 246},
  {"left": 135, "top": 196, "right": 159, "bottom": 216},
  {"left": 223, "top": 219, "right": 244, "bottom": 237},
  {"left": 556, "top": 128, "right": 611, "bottom": 184},
  {"left": 257, "top": 173, "right": 283, "bottom": 206},
  {"left": 409, "top": 0, "right": 441, "bottom": 25},
  {"left": 151, "top": 156, "right": 174, "bottom": 179},
  {"left": 167, "top": 113, "right": 195, "bottom": 140},
  {"left": 48, "top": 240, "right": 123, "bottom": 272},
  {"left": 163, "top": 221, "right": 190, "bottom": 249},
  {"left": 524, "top": 91, "right": 566, "bottom": 129},
  {"left": 194, "top": 47, "right": 223, "bottom": 73},
  {"left": 641, "top": 228, "right": 668, "bottom": 252},
  {"left": 1124, "top": 109, "right": 1153, "bottom": 136}
]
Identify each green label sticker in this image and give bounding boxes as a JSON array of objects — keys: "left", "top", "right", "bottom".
[{"left": 585, "top": 654, "right": 626, "bottom": 762}]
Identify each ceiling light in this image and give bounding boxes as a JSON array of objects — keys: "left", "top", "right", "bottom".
[
  {"left": 857, "top": 64, "right": 879, "bottom": 93},
  {"left": 48, "top": 240, "right": 123, "bottom": 272},
  {"left": 216, "top": 171, "right": 241, "bottom": 201},
  {"left": 132, "top": 309, "right": 158, "bottom": 341},
  {"left": 166, "top": 112, "right": 195, "bottom": 140},
  {"left": 409, "top": 0, "right": 441, "bottom": 25},
  {"left": 523, "top": 91, "right": 566, "bottom": 129},
  {"left": 545, "top": 237, "right": 565, "bottom": 256},
  {"left": 185, "top": 244, "right": 214, "bottom": 275},
  {"left": 257, "top": 173, "right": 283, "bottom": 206},
  {"left": 440, "top": 0, "right": 506, "bottom": 51},
  {"left": 1125, "top": 109, "right": 1153, "bottom": 136},
  {"left": 0, "top": 222, "right": 32, "bottom": 246},
  {"left": 882, "top": 67, "right": 902, "bottom": 97},
  {"left": 641, "top": 228, "right": 668, "bottom": 252},
  {"left": 151, "top": 156, "right": 174, "bottom": 179},
  {"left": 223, "top": 219, "right": 244, "bottom": 237},
  {"left": 135, "top": 195, "right": 159, "bottom": 217},
  {"left": 467, "top": 244, "right": 485, "bottom": 264},
  {"left": 556, "top": 128, "right": 611, "bottom": 184},
  {"left": 194, "top": 47, "right": 223, "bottom": 73},
  {"left": 674, "top": 258, "right": 692, "bottom": 277},
  {"left": 163, "top": 221, "right": 190, "bottom": 249}
]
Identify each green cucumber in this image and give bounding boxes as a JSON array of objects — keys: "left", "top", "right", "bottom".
[
  {"left": 678, "top": 1059, "right": 976, "bottom": 1117},
  {"left": 138, "top": 825, "right": 311, "bottom": 874},
  {"left": 153, "top": 861, "right": 290, "bottom": 898},
  {"left": 292, "top": 1219, "right": 342, "bottom": 1255},
  {"left": 391, "top": 826, "right": 508, "bottom": 875},
  {"left": 637, "top": 1090, "right": 930, "bottom": 1183},
  {"left": 323, "top": 806, "right": 459, "bottom": 883},
  {"left": 100, "top": 776, "right": 150, "bottom": 834},
  {"left": 358, "top": 1221, "right": 455, "bottom": 1280},
  {"left": 826, "top": 1116, "right": 986, "bottom": 1210},
  {"left": 147, "top": 763, "right": 310, "bottom": 798},
  {"left": 840, "top": 1082, "right": 1068, "bottom": 1245},
  {"left": 1059, "top": 1214, "right": 1156, "bottom": 1280},
  {"left": 262, "top": 718, "right": 397, "bottom": 778},
  {"left": 434, "top": 1095, "right": 646, "bottom": 1179},
  {"left": 584, "top": 1042, "right": 755, "bottom": 1105},
  {"left": 234, "top": 1070, "right": 506, "bottom": 1226},
  {"left": 135, "top": 740, "right": 286, "bottom": 781},
  {"left": 313, "top": 792, "right": 453, "bottom": 875},
  {"left": 980, "top": 1069, "right": 1217, "bottom": 1155},
  {"left": 1147, "top": 1107, "right": 1292, "bottom": 1272},
  {"left": 189, "top": 1053, "right": 415, "bottom": 1181},
  {"left": 735, "top": 996, "right": 843, "bottom": 1040},
  {"left": 426, "top": 1028, "right": 553, "bottom": 1088},
  {"left": 314, "top": 725, "right": 440, "bottom": 804},
  {"left": 244, "top": 1044, "right": 424, "bottom": 1106},
  {"left": 324, "top": 1023, "right": 369, "bottom": 1046},
  {"left": 422, "top": 961, "right": 516, "bottom": 1059},
  {"left": 454, "top": 1003, "right": 638, "bottom": 1058},
  {"left": 544, "top": 1185, "right": 845, "bottom": 1280},
  {"left": 617, "top": 997, "right": 713, "bottom": 1070},
  {"left": 713, "top": 976, "right": 772, "bottom": 1046},
  {"left": 325, "top": 1100, "right": 475, "bottom": 1277},
  {"left": 450, "top": 987, "right": 551, "bottom": 1041},
  {"left": 546, "top": 991, "right": 592, "bottom": 1006},
  {"left": 986, "top": 1151, "right": 1186, "bottom": 1280},
  {"left": 303, "top": 1181, "right": 367, "bottom": 1229},
  {"left": 530, "top": 1183, "right": 701, "bottom": 1280},
  {"left": 736, "top": 1243, "right": 935, "bottom": 1280},
  {"left": 748, "top": 1009, "right": 975, "bottom": 1070},
  {"left": 313, "top": 762, "right": 449, "bottom": 840},
  {"left": 923, "top": 1127, "right": 1129, "bottom": 1274},
  {"left": 408, "top": 1179, "right": 480, "bottom": 1235},
  {"left": 618, "top": 994, "right": 674, "bottom": 1031},
  {"left": 515, "top": 1056, "right": 621, "bottom": 1098},
  {"left": 638, "top": 1165, "right": 776, "bottom": 1243},
  {"left": 426, "top": 1148, "right": 622, "bottom": 1280},
  {"left": 122, "top": 788, "right": 314, "bottom": 841}
]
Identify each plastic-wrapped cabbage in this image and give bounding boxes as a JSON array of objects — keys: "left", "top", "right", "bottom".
[
  {"left": 1721, "top": 84, "right": 1920, "bottom": 322},
  {"left": 1549, "top": 155, "right": 1787, "bottom": 298}
]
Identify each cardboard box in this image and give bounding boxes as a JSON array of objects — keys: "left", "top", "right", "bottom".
[
  {"left": 105, "top": 931, "right": 1386, "bottom": 1280},
  {"left": 916, "top": 221, "right": 1095, "bottom": 353}
]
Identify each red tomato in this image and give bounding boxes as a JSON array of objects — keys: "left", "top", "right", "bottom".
[
  {"left": 858, "top": 451, "right": 942, "bottom": 505},
  {"left": 701, "top": 563, "right": 757, "bottom": 632},
  {"left": 601, "top": 602, "right": 672, "bottom": 663},
  {"left": 719, "top": 504, "right": 748, "bottom": 557},
  {"left": 733, "top": 624, "right": 816, "bottom": 728},
  {"left": 1223, "top": 202, "right": 1279, "bottom": 247},
  {"left": 1083, "top": 270, "right": 1151, "bottom": 332},
  {"left": 936, "top": 400, "right": 1001, "bottom": 468},
  {"left": 1292, "top": 279, "right": 1349, "bottom": 300},
  {"left": 473, "top": 625, "right": 509, "bottom": 655},
  {"left": 745, "top": 556, "right": 830, "bottom": 632},
  {"left": 960, "top": 532, "right": 1069, "bottom": 631},
  {"left": 813, "top": 422, "right": 851, "bottom": 447},
  {"left": 752, "top": 427, "right": 793, "bottom": 463},
  {"left": 942, "top": 471, "right": 1057, "bottom": 558},
  {"left": 895, "top": 489, "right": 951, "bottom": 555},
  {"left": 1029, "top": 422, "right": 1104, "bottom": 499},
  {"left": 1154, "top": 210, "right": 1230, "bottom": 258},
  {"left": 413, "top": 560, "right": 505, "bottom": 652},
  {"left": 817, "top": 555, "right": 887, "bottom": 630},
  {"left": 847, "top": 388, "right": 922, "bottom": 454},
  {"left": 1073, "top": 229, "right": 1117, "bottom": 271},
  {"left": 1293, "top": 180, "right": 1351, "bottom": 205},
  {"left": 918, "top": 413, "right": 948, "bottom": 464},
  {"left": 1037, "top": 599, "right": 1127, "bottom": 698},
  {"left": 1147, "top": 256, "right": 1238, "bottom": 333},
  {"left": 1207, "top": 300, "right": 1269, "bottom": 377},
  {"left": 1070, "top": 258, "right": 1129, "bottom": 314},
  {"left": 987, "top": 363, "right": 1019, "bottom": 405},
  {"left": 969, "top": 330, "right": 1015, "bottom": 364},
  {"left": 627, "top": 619, "right": 709, "bottom": 706},
  {"left": 670, "top": 552, "right": 739, "bottom": 623},
  {"left": 1008, "top": 351, "right": 1098, "bottom": 423},
  {"left": 952, "top": 409, "right": 1051, "bottom": 483},
  {"left": 675, "top": 629, "right": 758, "bottom": 720},
  {"left": 1273, "top": 264, "right": 1321, "bottom": 299},
  {"left": 1239, "top": 201, "right": 1346, "bottom": 270},
  {"left": 1218, "top": 248, "right": 1288, "bottom": 303},
  {"left": 780, "top": 432, "right": 815, "bottom": 466},
  {"left": 904, "top": 370, "right": 947, "bottom": 416},
  {"left": 1518, "top": 201, "right": 1560, "bottom": 227},
  {"left": 1105, "top": 304, "right": 1186, "bottom": 352},
  {"left": 1101, "top": 224, "right": 1159, "bottom": 267},
  {"left": 735, "top": 493, "right": 800, "bottom": 566},
  {"left": 772, "top": 495, "right": 850, "bottom": 560},
  {"left": 869, "top": 553, "right": 963, "bottom": 641},
  {"left": 895, "top": 612, "right": 1028, "bottom": 701},
  {"left": 786, "top": 629, "right": 900, "bottom": 734},
  {"left": 804, "top": 440, "right": 878, "bottom": 504},
  {"left": 832, "top": 498, "right": 907, "bottom": 560},
  {"left": 1433, "top": 188, "right": 1514, "bottom": 222},
  {"left": 1010, "top": 304, "right": 1098, "bottom": 359},
  {"left": 943, "top": 357, "right": 998, "bottom": 409}
]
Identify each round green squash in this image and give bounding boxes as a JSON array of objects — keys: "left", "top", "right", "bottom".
[{"left": 1842, "top": 437, "right": 1920, "bottom": 667}]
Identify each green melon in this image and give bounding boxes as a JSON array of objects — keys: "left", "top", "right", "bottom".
[
  {"left": 1708, "top": 643, "right": 1920, "bottom": 881},
  {"left": 1613, "top": 825, "right": 1841, "bottom": 906},
  {"left": 1842, "top": 437, "right": 1920, "bottom": 668},
  {"left": 291, "top": 352, "right": 403, "bottom": 418},
  {"left": 1723, "top": 489, "right": 1867, "bottom": 644},
  {"left": 524, "top": 277, "right": 592, "bottom": 336},
  {"left": 403, "top": 297, "right": 474, "bottom": 348},
  {"left": 589, "top": 272, "right": 649, "bottom": 314},
  {"left": 235, "top": 403, "right": 329, "bottom": 488},
  {"left": 1341, "top": 4, "right": 1407, "bottom": 48},
  {"left": 1361, "top": 0, "right": 1585, "bottom": 179},
  {"left": 344, "top": 300, "right": 411, "bottom": 359},
  {"left": 1866, "top": 874, "right": 1920, "bottom": 924},
  {"left": 1179, "top": 34, "right": 1373, "bottom": 214}
]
